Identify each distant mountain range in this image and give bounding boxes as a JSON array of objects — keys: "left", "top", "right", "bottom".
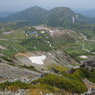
[
  {"left": 0, "top": 6, "right": 94, "bottom": 27},
  {"left": 0, "top": 12, "right": 13, "bottom": 17},
  {"left": 74, "top": 9, "right": 95, "bottom": 18}
]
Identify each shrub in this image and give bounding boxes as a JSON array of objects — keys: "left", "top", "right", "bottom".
[
  {"left": 33, "top": 74, "right": 87, "bottom": 93},
  {"left": 0, "top": 81, "right": 33, "bottom": 91}
]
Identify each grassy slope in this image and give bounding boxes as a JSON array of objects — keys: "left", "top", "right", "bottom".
[{"left": 0, "top": 23, "right": 95, "bottom": 60}]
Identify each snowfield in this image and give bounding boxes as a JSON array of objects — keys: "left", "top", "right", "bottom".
[
  {"left": 29, "top": 55, "right": 46, "bottom": 64},
  {"left": 49, "top": 30, "right": 54, "bottom": 34},
  {"left": 80, "top": 56, "right": 88, "bottom": 59}
]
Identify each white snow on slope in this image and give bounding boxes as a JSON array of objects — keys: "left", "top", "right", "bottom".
[
  {"left": 49, "top": 30, "right": 54, "bottom": 34},
  {"left": 80, "top": 56, "right": 88, "bottom": 59},
  {"left": 29, "top": 55, "right": 46, "bottom": 65}
]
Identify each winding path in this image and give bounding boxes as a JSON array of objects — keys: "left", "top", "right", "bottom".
[{"left": 80, "top": 33, "right": 95, "bottom": 55}]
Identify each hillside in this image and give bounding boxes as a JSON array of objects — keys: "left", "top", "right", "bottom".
[
  {"left": 0, "top": 23, "right": 95, "bottom": 94},
  {"left": 5, "top": 6, "right": 47, "bottom": 25}
]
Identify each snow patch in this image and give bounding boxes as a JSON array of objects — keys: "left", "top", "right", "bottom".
[
  {"left": 80, "top": 56, "right": 88, "bottom": 59},
  {"left": 29, "top": 55, "right": 46, "bottom": 65},
  {"left": 47, "top": 41, "right": 52, "bottom": 47},
  {"left": 41, "top": 31, "right": 45, "bottom": 33},
  {"left": 49, "top": 30, "right": 54, "bottom": 34}
]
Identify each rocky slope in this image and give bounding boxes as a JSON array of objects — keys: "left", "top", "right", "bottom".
[
  {"left": 15, "top": 50, "right": 78, "bottom": 71},
  {"left": 0, "top": 23, "right": 95, "bottom": 94}
]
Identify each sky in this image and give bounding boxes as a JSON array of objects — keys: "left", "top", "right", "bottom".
[{"left": 0, "top": 0, "right": 95, "bottom": 12}]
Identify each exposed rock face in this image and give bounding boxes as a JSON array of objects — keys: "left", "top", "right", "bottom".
[
  {"left": 0, "top": 49, "right": 80, "bottom": 95},
  {"left": 0, "top": 89, "right": 26, "bottom": 95},
  {"left": 81, "top": 57, "right": 95, "bottom": 70},
  {"left": 82, "top": 88, "right": 95, "bottom": 95},
  {"left": 15, "top": 50, "right": 78, "bottom": 70},
  {"left": 0, "top": 62, "right": 40, "bottom": 83}
]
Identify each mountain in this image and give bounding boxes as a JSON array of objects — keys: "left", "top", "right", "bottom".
[
  {"left": 74, "top": 9, "right": 95, "bottom": 18},
  {"left": 3, "top": 6, "right": 48, "bottom": 25},
  {"left": 45, "top": 7, "right": 93, "bottom": 26},
  {"left": 45, "top": 7, "right": 76, "bottom": 26},
  {"left": 0, "top": 6, "right": 93, "bottom": 26},
  {"left": 0, "top": 12, "right": 13, "bottom": 17}
]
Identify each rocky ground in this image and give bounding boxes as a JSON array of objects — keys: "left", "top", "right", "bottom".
[
  {"left": 0, "top": 24, "right": 95, "bottom": 94},
  {"left": 15, "top": 50, "right": 78, "bottom": 70},
  {"left": 0, "top": 50, "right": 80, "bottom": 95},
  {"left": 0, "top": 89, "right": 26, "bottom": 95},
  {"left": 0, "top": 62, "right": 41, "bottom": 83}
]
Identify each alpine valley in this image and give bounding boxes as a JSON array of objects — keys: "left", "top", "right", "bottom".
[{"left": 0, "top": 6, "right": 95, "bottom": 95}]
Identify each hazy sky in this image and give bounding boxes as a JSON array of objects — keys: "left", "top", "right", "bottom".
[{"left": 0, "top": 0, "right": 95, "bottom": 12}]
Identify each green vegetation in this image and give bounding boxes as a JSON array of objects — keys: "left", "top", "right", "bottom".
[
  {"left": 0, "top": 40, "right": 26, "bottom": 57},
  {"left": 33, "top": 73, "right": 87, "bottom": 94},
  {"left": 81, "top": 68, "right": 95, "bottom": 83},
  {"left": 48, "top": 64, "right": 69, "bottom": 72},
  {"left": 21, "top": 38, "right": 53, "bottom": 51},
  {"left": 32, "top": 68, "right": 95, "bottom": 93},
  {"left": 0, "top": 81, "right": 60, "bottom": 93},
  {"left": 0, "top": 68, "right": 95, "bottom": 94},
  {"left": 64, "top": 24, "right": 95, "bottom": 39},
  {"left": 0, "top": 81, "right": 34, "bottom": 91},
  {"left": 0, "top": 22, "right": 95, "bottom": 62}
]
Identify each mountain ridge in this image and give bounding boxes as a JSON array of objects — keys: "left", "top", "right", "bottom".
[
  {"left": 74, "top": 9, "right": 95, "bottom": 17},
  {"left": 0, "top": 12, "right": 13, "bottom": 17},
  {"left": 0, "top": 6, "right": 93, "bottom": 26}
]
